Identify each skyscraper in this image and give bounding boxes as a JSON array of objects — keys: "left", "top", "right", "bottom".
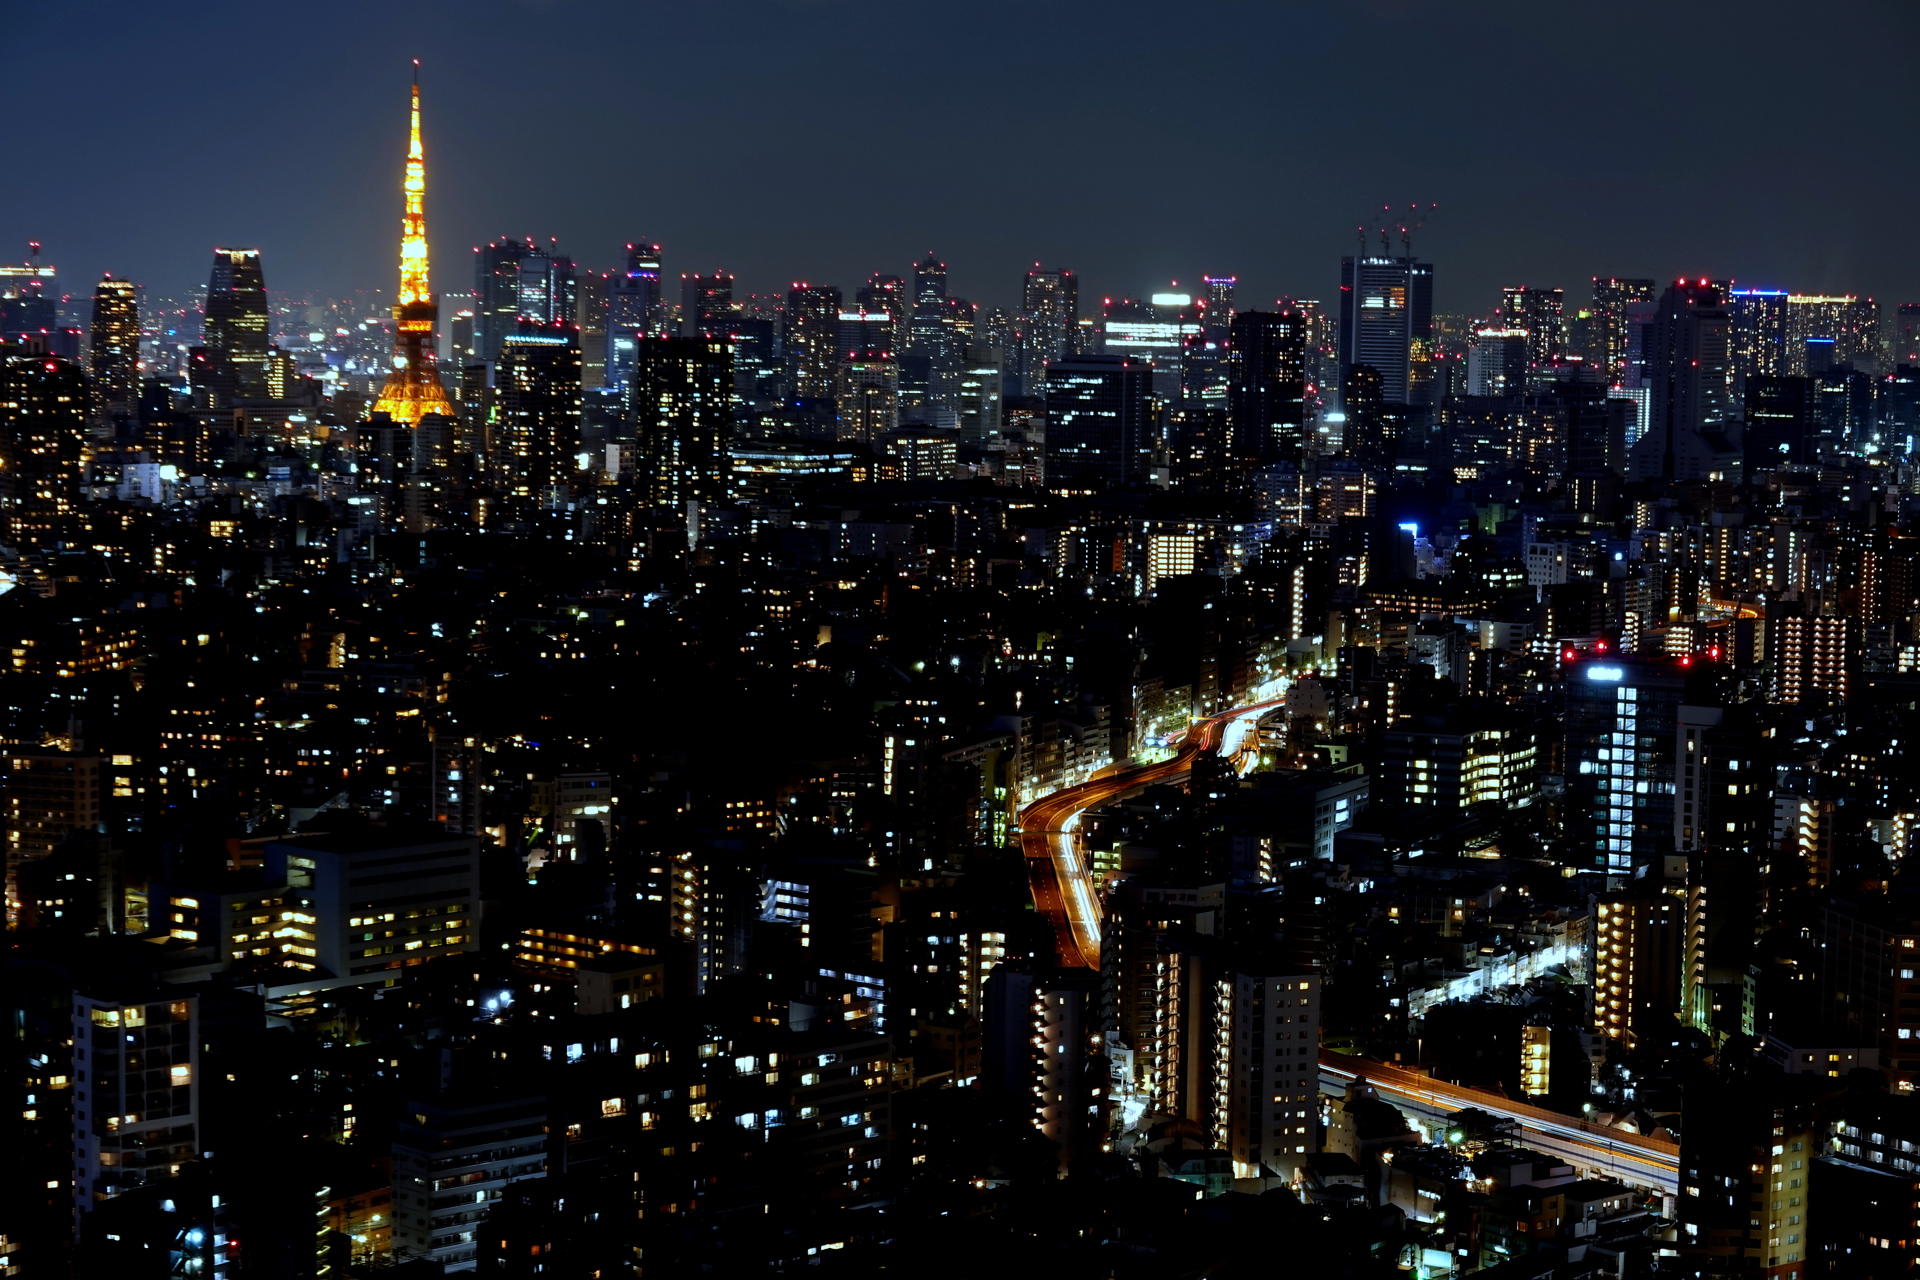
[
  {"left": 473, "top": 238, "right": 575, "bottom": 366},
  {"left": 0, "top": 243, "right": 58, "bottom": 346},
  {"left": 202, "top": 248, "right": 269, "bottom": 405},
  {"left": 1466, "top": 328, "right": 1529, "bottom": 397},
  {"left": 1020, "top": 266, "right": 1078, "bottom": 390},
  {"left": 1100, "top": 294, "right": 1197, "bottom": 400},
  {"left": 1728, "top": 288, "right": 1789, "bottom": 379},
  {"left": 680, "top": 272, "right": 735, "bottom": 340},
  {"left": 1497, "top": 285, "right": 1567, "bottom": 367},
  {"left": 1042, "top": 353, "right": 1153, "bottom": 491},
  {"left": 836, "top": 359, "right": 899, "bottom": 443},
  {"left": 1337, "top": 254, "right": 1433, "bottom": 406},
  {"left": 1201, "top": 275, "right": 1236, "bottom": 326},
  {"left": 858, "top": 274, "right": 906, "bottom": 354},
  {"left": 492, "top": 328, "right": 583, "bottom": 511},
  {"left": 607, "top": 241, "right": 663, "bottom": 389},
  {"left": 87, "top": 275, "right": 139, "bottom": 424},
  {"left": 0, "top": 350, "right": 88, "bottom": 547},
  {"left": 909, "top": 253, "right": 948, "bottom": 357},
  {"left": 629, "top": 334, "right": 733, "bottom": 510},
  {"left": 371, "top": 68, "right": 453, "bottom": 426},
  {"left": 1226, "top": 310, "right": 1306, "bottom": 465},
  {"left": 1628, "top": 279, "right": 1736, "bottom": 481},
  {"left": 1589, "top": 276, "right": 1666, "bottom": 385},
  {"left": 785, "top": 283, "right": 842, "bottom": 400},
  {"left": 474, "top": 239, "right": 533, "bottom": 366}
]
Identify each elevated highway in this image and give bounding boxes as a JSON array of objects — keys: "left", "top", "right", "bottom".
[
  {"left": 1320, "top": 1054, "right": 1679, "bottom": 1198},
  {"left": 1016, "top": 697, "right": 1285, "bottom": 968}
]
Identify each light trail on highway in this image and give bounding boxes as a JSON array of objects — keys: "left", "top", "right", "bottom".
[
  {"left": 1016, "top": 696, "right": 1286, "bottom": 968},
  {"left": 1319, "top": 1055, "right": 1678, "bottom": 1197}
]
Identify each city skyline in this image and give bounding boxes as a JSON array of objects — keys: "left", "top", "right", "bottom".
[
  {"left": 6, "top": 0, "right": 1920, "bottom": 313},
  {"left": 14, "top": 5, "right": 1920, "bottom": 1277}
]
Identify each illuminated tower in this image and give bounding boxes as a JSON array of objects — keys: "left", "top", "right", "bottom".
[{"left": 371, "top": 63, "right": 453, "bottom": 425}]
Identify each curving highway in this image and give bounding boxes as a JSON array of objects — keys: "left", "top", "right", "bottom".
[{"left": 1017, "top": 697, "right": 1286, "bottom": 968}]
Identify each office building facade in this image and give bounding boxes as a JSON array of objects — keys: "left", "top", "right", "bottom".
[
  {"left": 1338, "top": 255, "right": 1433, "bottom": 407},
  {"left": 1042, "top": 354, "right": 1153, "bottom": 491}
]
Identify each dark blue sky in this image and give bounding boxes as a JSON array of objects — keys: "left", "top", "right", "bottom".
[{"left": 8, "top": 0, "right": 1916, "bottom": 317}]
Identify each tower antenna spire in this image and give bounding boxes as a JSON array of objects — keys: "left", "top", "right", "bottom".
[{"left": 372, "top": 60, "right": 452, "bottom": 425}]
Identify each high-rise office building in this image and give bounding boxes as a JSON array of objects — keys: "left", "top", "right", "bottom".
[
  {"left": 448, "top": 309, "right": 475, "bottom": 364},
  {"left": 1628, "top": 279, "right": 1735, "bottom": 482},
  {"left": 838, "top": 304, "right": 894, "bottom": 362},
  {"left": 1589, "top": 277, "right": 1655, "bottom": 385},
  {"left": 1498, "top": 285, "right": 1567, "bottom": 367},
  {"left": 680, "top": 271, "right": 735, "bottom": 340},
  {"left": 836, "top": 359, "right": 899, "bottom": 442},
  {"left": 528, "top": 246, "right": 577, "bottom": 328},
  {"left": 607, "top": 240, "right": 663, "bottom": 388},
  {"left": 1201, "top": 275, "right": 1236, "bottom": 328},
  {"left": 492, "top": 327, "right": 583, "bottom": 510},
  {"left": 1042, "top": 353, "right": 1153, "bottom": 491},
  {"left": 88, "top": 274, "right": 140, "bottom": 423},
  {"left": 956, "top": 344, "right": 1003, "bottom": 445},
  {"left": 473, "top": 238, "right": 576, "bottom": 366},
  {"left": 910, "top": 253, "right": 947, "bottom": 343},
  {"left": 1337, "top": 255, "right": 1433, "bottom": 406},
  {"left": 1466, "top": 328, "right": 1529, "bottom": 397},
  {"left": 629, "top": 334, "right": 733, "bottom": 510},
  {"left": 858, "top": 274, "right": 906, "bottom": 354},
  {"left": 202, "top": 248, "right": 270, "bottom": 405},
  {"left": 1226, "top": 311, "right": 1306, "bottom": 465},
  {"left": 1020, "top": 266, "right": 1078, "bottom": 389},
  {"left": 474, "top": 238, "right": 533, "bottom": 366},
  {"left": 370, "top": 71, "right": 453, "bottom": 426},
  {"left": 904, "top": 255, "right": 952, "bottom": 409},
  {"left": 1100, "top": 294, "right": 1197, "bottom": 402},
  {"left": 0, "top": 243, "right": 58, "bottom": 346},
  {"left": 785, "top": 283, "right": 842, "bottom": 399}
]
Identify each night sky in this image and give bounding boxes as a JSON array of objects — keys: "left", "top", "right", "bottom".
[{"left": 8, "top": 0, "right": 1916, "bottom": 317}]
